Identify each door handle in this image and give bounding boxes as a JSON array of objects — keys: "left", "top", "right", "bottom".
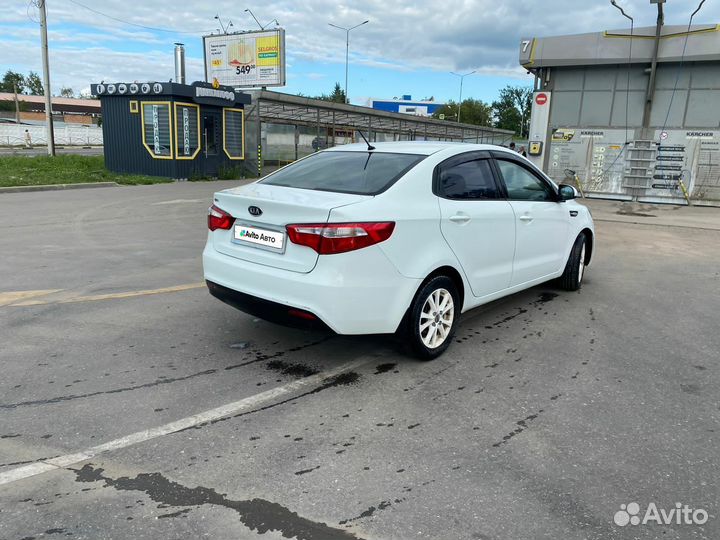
[
  {"left": 449, "top": 214, "right": 471, "bottom": 224},
  {"left": 519, "top": 215, "right": 534, "bottom": 222}
]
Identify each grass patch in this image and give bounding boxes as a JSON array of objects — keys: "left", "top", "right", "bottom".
[
  {"left": 0, "top": 155, "right": 171, "bottom": 187},
  {"left": 187, "top": 163, "right": 248, "bottom": 182}
]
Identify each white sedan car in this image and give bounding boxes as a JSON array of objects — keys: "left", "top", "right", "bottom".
[{"left": 203, "top": 142, "right": 594, "bottom": 359}]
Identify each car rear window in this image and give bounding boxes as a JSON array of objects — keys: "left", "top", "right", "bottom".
[{"left": 260, "top": 151, "right": 426, "bottom": 195}]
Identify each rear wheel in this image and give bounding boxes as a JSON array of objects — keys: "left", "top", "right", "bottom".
[
  {"left": 558, "top": 234, "right": 587, "bottom": 291},
  {"left": 402, "top": 276, "right": 460, "bottom": 360}
]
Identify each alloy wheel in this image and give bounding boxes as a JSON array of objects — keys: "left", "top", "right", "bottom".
[{"left": 419, "top": 288, "right": 455, "bottom": 349}]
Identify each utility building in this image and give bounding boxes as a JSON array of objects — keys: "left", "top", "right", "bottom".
[
  {"left": 521, "top": 15, "right": 720, "bottom": 205},
  {"left": 369, "top": 96, "right": 445, "bottom": 117}
]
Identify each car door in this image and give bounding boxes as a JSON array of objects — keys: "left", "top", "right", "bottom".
[
  {"left": 436, "top": 153, "right": 516, "bottom": 298},
  {"left": 492, "top": 154, "right": 570, "bottom": 286}
]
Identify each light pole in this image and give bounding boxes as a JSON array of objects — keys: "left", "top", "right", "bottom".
[
  {"left": 214, "top": 15, "right": 234, "bottom": 34},
  {"left": 244, "top": 9, "right": 280, "bottom": 31},
  {"left": 328, "top": 20, "right": 369, "bottom": 104},
  {"left": 450, "top": 71, "right": 475, "bottom": 124},
  {"left": 38, "top": 0, "right": 55, "bottom": 156}
]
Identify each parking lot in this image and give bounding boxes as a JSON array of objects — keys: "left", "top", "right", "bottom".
[{"left": 1, "top": 181, "right": 719, "bottom": 540}]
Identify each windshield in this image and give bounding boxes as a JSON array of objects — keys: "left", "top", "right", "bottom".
[{"left": 260, "top": 151, "right": 426, "bottom": 195}]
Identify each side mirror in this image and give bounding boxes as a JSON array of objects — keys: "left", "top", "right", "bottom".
[{"left": 558, "top": 184, "right": 578, "bottom": 201}]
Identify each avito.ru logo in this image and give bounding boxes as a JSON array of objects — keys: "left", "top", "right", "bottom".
[{"left": 614, "top": 502, "right": 709, "bottom": 527}]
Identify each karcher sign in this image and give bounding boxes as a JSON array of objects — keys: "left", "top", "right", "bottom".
[{"left": 203, "top": 29, "right": 286, "bottom": 88}]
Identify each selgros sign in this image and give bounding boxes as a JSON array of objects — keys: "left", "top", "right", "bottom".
[{"left": 203, "top": 29, "right": 286, "bottom": 89}]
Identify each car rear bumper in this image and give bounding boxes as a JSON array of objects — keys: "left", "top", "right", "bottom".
[
  {"left": 202, "top": 242, "right": 421, "bottom": 334},
  {"left": 206, "top": 280, "right": 332, "bottom": 331}
]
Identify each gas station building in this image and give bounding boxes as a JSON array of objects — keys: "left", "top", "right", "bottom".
[{"left": 521, "top": 22, "right": 720, "bottom": 205}]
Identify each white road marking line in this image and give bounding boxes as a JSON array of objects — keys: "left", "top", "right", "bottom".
[
  {"left": 151, "top": 199, "right": 205, "bottom": 205},
  {"left": 8, "top": 283, "right": 205, "bottom": 307},
  {"left": 0, "top": 463, "right": 58, "bottom": 484},
  {"left": 0, "top": 289, "right": 63, "bottom": 307},
  {"left": 0, "top": 358, "right": 369, "bottom": 487}
]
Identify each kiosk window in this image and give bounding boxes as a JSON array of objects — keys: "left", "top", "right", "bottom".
[
  {"left": 175, "top": 103, "right": 200, "bottom": 159},
  {"left": 223, "top": 108, "right": 245, "bottom": 160},
  {"left": 141, "top": 103, "right": 172, "bottom": 158}
]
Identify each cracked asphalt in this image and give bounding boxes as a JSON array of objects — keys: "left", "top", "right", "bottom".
[{"left": 1, "top": 181, "right": 719, "bottom": 540}]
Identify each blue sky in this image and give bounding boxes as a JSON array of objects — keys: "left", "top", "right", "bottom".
[{"left": 2, "top": 1, "right": 719, "bottom": 105}]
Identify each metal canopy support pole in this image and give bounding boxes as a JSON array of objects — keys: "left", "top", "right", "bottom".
[
  {"left": 368, "top": 115, "right": 372, "bottom": 142},
  {"left": 256, "top": 98, "right": 262, "bottom": 178},
  {"left": 332, "top": 111, "right": 336, "bottom": 147},
  {"left": 294, "top": 124, "right": 298, "bottom": 161},
  {"left": 316, "top": 108, "right": 321, "bottom": 148}
]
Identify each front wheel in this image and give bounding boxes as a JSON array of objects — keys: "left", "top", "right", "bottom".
[
  {"left": 558, "top": 234, "right": 587, "bottom": 291},
  {"left": 402, "top": 276, "right": 460, "bottom": 360}
]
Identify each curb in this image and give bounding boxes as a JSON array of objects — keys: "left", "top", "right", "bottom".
[
  {"left": 0, "top": 182, "right": 119, "bottom": 194},
  {"left": 594, "top": 217, "right": 720, "bottom": 232}
]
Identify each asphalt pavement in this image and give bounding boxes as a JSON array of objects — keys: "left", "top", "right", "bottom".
[{"left": 1, "top": 182, "right": 719, "bottom": 540}]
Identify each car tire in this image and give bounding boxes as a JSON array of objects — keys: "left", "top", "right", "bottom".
[
  {"left": 558, "top": 234, "right": 587, "bottom": 291},
  {"left": 401, "top": 276, "right": 460, "bottom": 360}
]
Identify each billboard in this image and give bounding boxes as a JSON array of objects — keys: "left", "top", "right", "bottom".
[{"left": 203, "top": 29, "right": 286, "bottom": 89}]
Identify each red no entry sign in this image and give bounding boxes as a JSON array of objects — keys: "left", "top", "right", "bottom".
[{"left": 535, "top": 93, "right": 548, "bottom": 106}]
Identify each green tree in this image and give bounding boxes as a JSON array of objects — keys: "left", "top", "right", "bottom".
[
  {"left": 0, "top": 70, "right": 26, "bottom": 94},
  {"left": 59, "top": 87, "right": 74, "bottom": 98},
  {"left": 0, "top": 100, "right": 27, "bottom": 112},
  {"left": 328, "top": 82, "right": 346, "bottom": 104},
  {"left": 432, "top": 98, "right": 492, "bottom": 126},
  {"left": 26, "top": 71, "right": 44, "bottom": 96},
  {"left": 492, "top": 85, "right": 532, "bottom": 137},
  {"left": 306, "top": 82, "right": 346, "bottom": 104}
]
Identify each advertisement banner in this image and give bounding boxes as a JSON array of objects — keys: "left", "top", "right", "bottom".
[
  {"left": 203, "top": 29, "right": 286, "bottom": 88},
  {"left": 547, "top": 128, "right": 628, "bottom": 194},
  {"left": 649, "top": 130, "right": 720, "bottom": 201}
]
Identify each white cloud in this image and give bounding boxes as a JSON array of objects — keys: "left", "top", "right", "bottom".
[{"left": 2, "top": 0, "right": 719, "bottom": 93}]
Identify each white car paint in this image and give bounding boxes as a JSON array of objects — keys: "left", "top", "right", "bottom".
[{"left": 203, "top": 142, "right": 595, "bottom": 335}]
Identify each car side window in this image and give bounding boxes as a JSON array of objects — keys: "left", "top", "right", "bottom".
[
  {"left": 438, "top": 159, "right": 500, "bottom": 200},
  {"left": 496, "top": 159, "right": 554, "bottom": 201}
]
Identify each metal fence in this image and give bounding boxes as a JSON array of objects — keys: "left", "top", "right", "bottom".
[{"left": 0, "top": 124, "right": 103, "bottom": 147}]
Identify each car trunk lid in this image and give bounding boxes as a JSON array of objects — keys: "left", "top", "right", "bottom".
[{"left": 212, "top": 183, "right": 370, "bottom": 273}]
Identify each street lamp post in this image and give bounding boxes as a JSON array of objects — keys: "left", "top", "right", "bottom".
[
  {"left": 38, "top": 0, "right": 55, "bottom": 156},
  {"left": 328, "top": 20, "right": 369, "bottom": 104},
  {"left": 244, "top": 8, "right": 280, "bottom": 31},
  {"left": 214, "top": 14, "right": 234, "bottom": 34},
  {"left": 450, "top": 71, "right": 476, "bottom": 124}
]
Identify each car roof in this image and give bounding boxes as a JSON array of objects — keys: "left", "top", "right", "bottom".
[{"left": 323, "top": 141, "right": 514, "bottom": 156}]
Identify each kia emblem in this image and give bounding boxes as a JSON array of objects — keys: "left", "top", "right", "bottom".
[{"left": 248, "top": 206, "right": 263, "bottom": 217}]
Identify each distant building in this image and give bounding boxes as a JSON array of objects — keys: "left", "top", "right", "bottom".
[
  {"left": 369, "top": 95, "right": 445, "bottom": 117},
  {"left": 0, "top": 93, "right": 101, "bottom": 125}
]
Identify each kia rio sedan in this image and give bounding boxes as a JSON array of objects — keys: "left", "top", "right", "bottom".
[{"left": 203, "top": 142, "right": 594, "bottom": 359}]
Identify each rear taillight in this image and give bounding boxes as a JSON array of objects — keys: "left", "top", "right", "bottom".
[
  {"left": 286, "top": 222, "right": 395, "bottom": 255},
  {"left": 208, "top": 204, "right": 234, "bottom": 231}
]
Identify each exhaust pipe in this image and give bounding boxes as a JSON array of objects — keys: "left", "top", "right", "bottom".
[{"left": 174, "top": 42, "right": 186, "bottom": 85}]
